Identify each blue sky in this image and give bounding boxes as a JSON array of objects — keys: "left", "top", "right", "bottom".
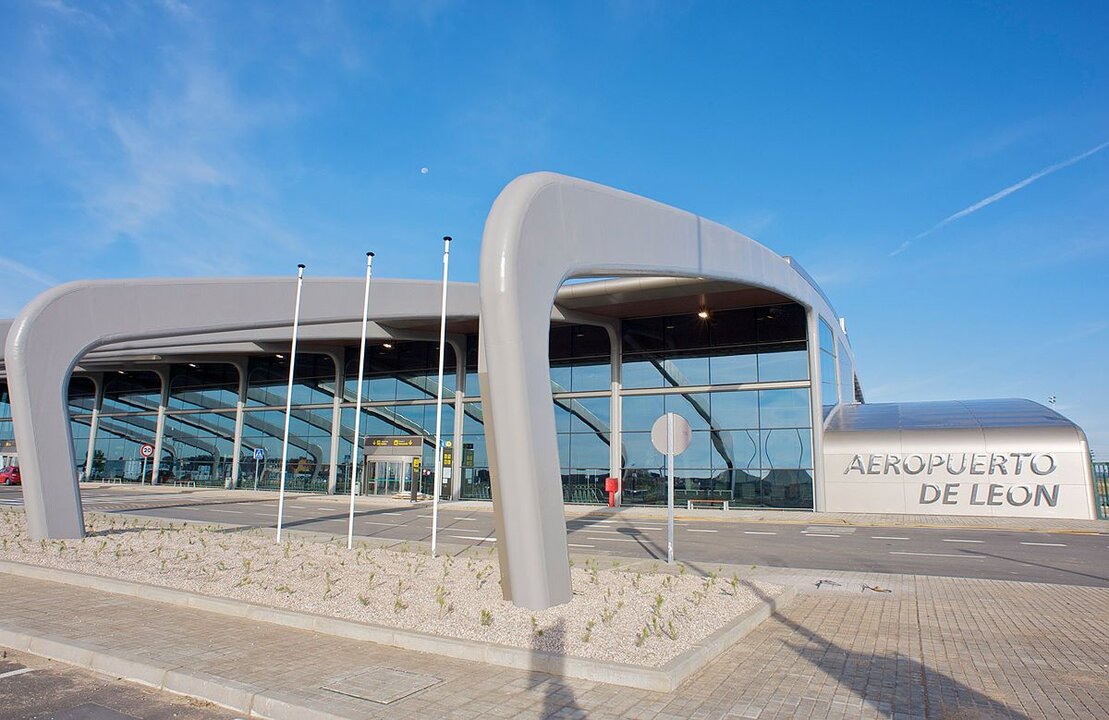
[{"left": 2, "top": 1, "right": 1107, "bottom": 455}]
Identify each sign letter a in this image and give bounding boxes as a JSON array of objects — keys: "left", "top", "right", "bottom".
[{"left": 845, "top": 455, "right": 865, "bottom": 475}]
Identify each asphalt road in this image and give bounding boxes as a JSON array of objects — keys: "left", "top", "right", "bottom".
[
  {"left": 0, "top": 648, "right": 238, "bottom": 720},
  {"left": 2, "top": 485, "right": 1107, "bottom": 587}
]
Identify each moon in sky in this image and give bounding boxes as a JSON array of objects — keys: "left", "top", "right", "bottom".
[{"left": 420, "top": 167, "right": 429, "bottom": 174}]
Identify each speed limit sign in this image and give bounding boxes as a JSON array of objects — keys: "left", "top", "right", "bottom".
[{"left": 139, "top": 444, "right": 154, "bottom": 458}]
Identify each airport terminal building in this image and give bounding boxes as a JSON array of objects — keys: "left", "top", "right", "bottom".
[{"left": 0, "top": 173, "right": 1102, "bottom": 538}]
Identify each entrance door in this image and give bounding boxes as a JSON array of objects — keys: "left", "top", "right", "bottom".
[{"left": 364, "top": 456, "right": 412, "bottom": 496}]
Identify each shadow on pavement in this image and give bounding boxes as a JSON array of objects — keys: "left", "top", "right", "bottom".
[
  {"left": 526, "top": 617, "right": 585, "bottom": 719},
  {"left": 958, "top": 547, "right": 1109, "bottom": 585},
  {"left": 739, "top": 579, "right": 1031, "bottom": 720}
]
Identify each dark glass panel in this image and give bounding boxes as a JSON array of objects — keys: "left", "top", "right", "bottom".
[
  {"left": 756, "top": 304, "right": 807, "bottom": 344},
  {"left": 709, "top": 307, "right": 759, "bottom": 347}
]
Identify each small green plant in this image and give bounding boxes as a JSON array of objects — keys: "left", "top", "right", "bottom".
[
  {"left": 357, "top": 593, "right": 369, "bottom": 606},
  {"left": 728, "top": 574, "right": 740, "bottom": 595},
  {"left": 479, "top": 608, "right": 493, "bottom": 627},
  {"left": 393, "top": 580, "right": 407, "bottom": 612},
  {"left": 531, "top": 615, "right": 543, "bottom": 637},
  {"left": 635, "top": 626, "right": 650, "bottom": 647},
  {"left": 324, "top": 572, "right": 335, "bottom": 599},
  {"left": 277, "top": 584, "right": 296, "bottom": 595},
  {"left": 582, "top": 619, "right": 595, "bottom": 643}
]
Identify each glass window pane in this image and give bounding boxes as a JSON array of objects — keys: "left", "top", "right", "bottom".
[
  {"left": 708, "top": 391, "right": 759, "bottom": 429},
  {"left": 709, "top": 350, "right": 758, "bottom": 385},
  {"left": 761, "top": 427, "right": 813, "bottom": 469},
  {"left": 567, "top": 397, "right": 612, "bottom": 433},
  {"left": 759, "top": 348, "right": 809, "bottom": 382},
  {"left": 621, "top": 395, "right": 664, "bottom": 432},
  {"left": 759, "top": 388, "right": 812, "bottom": 428}
]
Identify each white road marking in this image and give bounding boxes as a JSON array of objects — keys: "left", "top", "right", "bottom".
[
  {"left": 587, "top": 536, "right": 641, "bottom": 542},
  {"left": 744, "top": 531, "right": 777, "bottom": 535},
  {"left": 871, "top": 536, "right": 911, "bottom": 540},
  {"left": 941, "top": 539, "right": 984, "bottom": 543},
  {"left": 379, "top": 512, "right": 405, "bottom": 516},
  {"left": 573, "top": 529, "right": 645, "bottom": 536},
  {"left": 0, "top": 667, "right": 34, "bottom": 680},
  {"left": 889, "top": 551, "right": 984, "bottom": 559},
  {"left": 804, "top": 533, "right": 841, "bottom": 538},
  {"left": 685, "top": 529, "right": 718, "bottom": 533},
  {"left": 1020, "top": 541, "right": 1067, "bottom": 547},
  {"left": 567, "top": 543, "right": 595, "bottom": 548},
  {"left": 207, "top": 509, "right": 245, "bottom": 514},
  {"left": 362, "top": 521, "right": 400, "bottom": 527},
  {"left": 451, "top": 517, "right": 480, "bottom": 521},
  {"left": 449, "top": 535, "right": 496, "bottom": 542}
]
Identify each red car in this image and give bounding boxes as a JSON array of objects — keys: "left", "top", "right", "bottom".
[{"left": 0, "top": 466, "right": 20, "bottom": 486}]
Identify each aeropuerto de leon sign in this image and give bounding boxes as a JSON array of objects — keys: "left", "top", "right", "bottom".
[{"left": 844, "top": 452, "right": 1062, "bottom": 508}]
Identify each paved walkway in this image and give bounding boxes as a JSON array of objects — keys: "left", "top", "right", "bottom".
[{"left": 2, "top": 564, "right": 1106, "bottom": 718}]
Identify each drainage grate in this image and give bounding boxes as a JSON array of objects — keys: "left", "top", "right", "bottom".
[{"left": 322, "top": 666, "right": 441, "bottom": 705}]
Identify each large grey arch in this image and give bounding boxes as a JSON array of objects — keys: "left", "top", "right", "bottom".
[
  {"left": 479, "top": 172, "right": 849, "bottom": 609},
  {"left": 5, "top": 277, "right": 478, "bottom": 539}
]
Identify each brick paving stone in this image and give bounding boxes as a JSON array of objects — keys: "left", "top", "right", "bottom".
[{"left": 1, "top": 568, "right": 1107, "bottom": 719}]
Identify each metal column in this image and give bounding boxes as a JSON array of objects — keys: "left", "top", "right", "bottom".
[
  {"left": 229, "top": 360, "right": 248, "bottom": 489},
  {"left": 82, "top": 374, "right": 103, "bottom": 482},
  {"left": 150, "top": 368, "right": 170, "bottom": 485}
]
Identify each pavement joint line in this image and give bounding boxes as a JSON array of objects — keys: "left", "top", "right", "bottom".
[
  {"left": 0, "top": 667, "right": 34, "bottom": 680},
  {"left": 0, "top": 560, "right": 795, "bottom": 694},
  {"left": 889, "top": 551, "right": 985, "bottom": 559}
]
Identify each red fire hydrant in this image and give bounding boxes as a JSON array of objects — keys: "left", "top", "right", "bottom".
[{"left": 604, "top": 477, "right": 620, "bottom": 507}]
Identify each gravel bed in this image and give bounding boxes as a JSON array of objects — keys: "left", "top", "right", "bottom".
[{"left": 0, "top": 510, "right": 781, "bottom": 667}]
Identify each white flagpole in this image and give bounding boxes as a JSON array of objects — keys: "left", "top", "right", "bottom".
[
  {"left": 347, "top": 252, "right": 374, "bottom": 550},
  {"left": 276, "top": 263, "right": 306, "bottom": 544},
  {"left": 430, "top": 236, "right": 451, "bottom": 558}
]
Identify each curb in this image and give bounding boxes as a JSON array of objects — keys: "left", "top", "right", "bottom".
[
  {"left": 0, "top": 625, "right": 385, "bottom": 720},
  {"left": 0, "top": 559, "right": 789, "bottom": 693}
]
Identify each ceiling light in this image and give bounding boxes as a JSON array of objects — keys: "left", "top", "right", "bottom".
[
  {"left": 697, "top": 309, "right": 710, "bottom": 319},
  {"left": 382, "top": 343, "right": 393, "bottom": 349},
  {"left": 275, "top": 354, "right": 285, "bottom": 359},
  {"left": 116, "top": 370, "right": 126, "bottom": 375},
  {"left": 188, "top": 363, "right": 197, "bottom": 368}
]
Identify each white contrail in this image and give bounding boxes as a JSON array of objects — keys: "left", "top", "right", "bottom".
[
  {"left": 892, "top": 139, "right": 1109, "bottom": 256},
  {"left": 0, "top": 255, "right": 57, "bottom": 287}
]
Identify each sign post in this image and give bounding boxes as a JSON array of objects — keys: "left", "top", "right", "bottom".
[
  {"left": 347, "top": 251, "right": 375, "bottom": 550},
  {"left": 276, "top": 263, "right": 306, "bottom": 545},
  {"left": 651, "top": 413, "right": 692, "bottom": 564},
  {"left": 253, "top": 447, "right": 265, "bottom": 490},
  {"left": 139, "top": 443, "right": 154, "bottom": 486},
  {"left": 431, "top": 236, "right": 452, "bottom": 559}
]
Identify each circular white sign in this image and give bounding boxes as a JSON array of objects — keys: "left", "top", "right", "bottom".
[
  {"left": 651, "top": 413, "right": 692, "bottom": 455},
  {"left": 139, "top": 444, "right": 154, "bottom": 458}
]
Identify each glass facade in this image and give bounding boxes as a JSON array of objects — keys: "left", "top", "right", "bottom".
[{"left": 54, "top": 300, "right": 820, "bottom": 509}]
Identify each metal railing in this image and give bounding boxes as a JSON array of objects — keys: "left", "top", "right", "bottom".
[{"left": 1094, "top": 462, "right": 1109, "bottom": 520}]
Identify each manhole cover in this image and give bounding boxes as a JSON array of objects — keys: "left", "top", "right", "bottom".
[{"left": 322, "top": 667, "right": 441, "bottom": 705}]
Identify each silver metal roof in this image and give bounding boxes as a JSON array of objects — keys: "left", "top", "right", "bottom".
[{"left": 826, "top": 399, "right": 1078, "bottom": 432}]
